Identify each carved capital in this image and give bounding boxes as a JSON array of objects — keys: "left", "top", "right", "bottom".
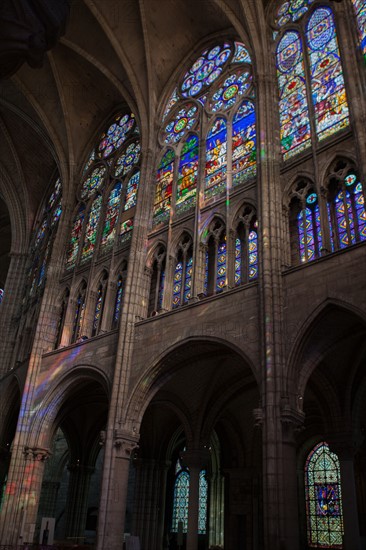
[
  {"left": 280, "top": 403, "right": 305, "bottom": 442},
  {"left": 144, "top": 266, "right": 153, "bottom": 277},
  {"left": 253, "top": 407, "right": 264, "bottom": 428},
  {"left": 114, "top": 429, "right": 139, "bottom": 458},
  {"left": 24, "top": 446, "right": 51, "bottom": 462}
]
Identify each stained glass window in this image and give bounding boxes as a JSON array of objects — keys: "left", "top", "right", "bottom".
[
  {"left": 81, "top": 195, "right": 102, "bottom": 263},
  {"left": 198, "top": 471, "right": 208, "bottom": 535},
  {"left": 176, "top": 135, "right": 198, "bottom": 214},
  {"left": 209, "top": 70, "right": 252, "bottom": 113},
  {"left": 97, "top": 113, "right": 136, "bottom": 159},
  {"left": 297, "top": 193, "right": 322, "bottom": 262},
  {"left": 276, "top": 4, "right": 349, "bottom": 161},
  {"left": 305, "top": 442, "right": 344, "bottom": 548},
  {"left": 101, "top": 182, "right": 122, "bottom": 250},
  {"left": 92, "top": 285, "right": 105, "bottom": 337},
  {"left": 248, "top": 227, "right": 258, "bottom": 279},
  {"left": 34, "top": 218, "right": 48, "bottom": 249},
  {"left": 51, "top": 203, "right": 62, "bottom": 227},
  {"left": 120, "top": 218, "right": 134, "bottom": 243},
  {"left": 232, "top": 41, "right": 251, "bottom": 64},
  {"left": 48, "top": 178, "right": 62, "bottom": 210},
  {"left": 183, "top": 257, "right": 193, "bottom": 304},
  {"left": 124, "top": 171, "right": 140, "bottom": 211},
  {"left": 114, "top": 142, "right": 141, "bottom": 177},
  {"left": 235, "top": 238, "right": 241, "bottom": 285},
  {"left": 163, "top": 105, "right": 198, "bottom": 145},
  {"left": 216, "top": 241, "right": 227, "bottom": 292},
  {"left": 172, "top": 261, "right": 183, "bottom": 308},
  {"left": 232, "top": 100, "right": 256, "bottom": 186},
  {"left": 276, "top": 31, "right": 311, "bottom": 160},
  {"left": 172, "top": 470, "right": 190, "bottom": 532},
  {"left": 181, "top": 43, "right": 232, "bottom": 98},
  {"left": 172, "top": 458, "right": 208, "bottom": 534},
  {"left": 204, "top": 249, "right": 209, "bottom": 296},
  {"left": 66, "top": 205, "right": 85, "bottom": 269},
  {"left": 113, "top": 276, "right": 123, "bottom": 327},
  {"left": 81, "top": 166, "right": 106, "bottom": 200},
  {"left": 328, "top": 172, "right": 366, "bottom": 250},
  {"left": 276, "top": 0, "right": 313, "bottom": 27},
  {"left": 163, "top": 88, "right": 179, "bottom": 120},
  {"left": 153, "top": 149, "right": 174, "bottom": 225},
  {"left": 352, "top": 0, "right": 366, "bottom": 61},
  {"left": 205, "top": 118, "right": 227, "bottom": 199},
  {"left": 83, "top": 149, "right": 96, "bottom": 175},
  {"left": 306, "top": 7, "right": 349, "bottom": 141}
]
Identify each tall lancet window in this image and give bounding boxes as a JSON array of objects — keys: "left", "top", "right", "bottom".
[
  {"left": 92, "top": 272, "right": 108, "bottom": 337},
  {"left": 275, "top": 2, "right": 349, "bottom": 161},
  {"left": 305, "top": 442, "right": 344, "bottom": 548},
  {"left": 171, "top": 455, "right": 208, "bottom": 535},
  {"left": 154, "top": 40, "right": 256, "bottom": 228},
  {"left": 172, "top": 235, "right": 193, "bottom": 308},
  {"left": 235, "top": 205, "right": 259, "bottom": 282},
  {"left": 327, "top": 161, "right": 366, "bottom": 251},
  {"left": 72, "top": 282, "right": 87, "bottom": 343},
  {"left": 148, "top": 245, "right": 166, "bottom": 315},
  {"left": 66, "top": 110, "right": 141, "bottom": 270}
]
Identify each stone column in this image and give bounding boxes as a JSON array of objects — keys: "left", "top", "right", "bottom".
[
  {"left": 0, "top": 252, "right": 28, "bottom": 375},
  {"left": 60, "top": 297, "right": 77, "bottom": 346},
  {"left": 100, "top": 280, "right": 117, "bottom": 333},
  {"left": 7, "top": 446, "right": 51, "bottom": 545},
  {"left": 133, "top": 458, "right": 170, "bottom": 550},
  {"left": 181, "top": 448, "right": 210, "bottom": 550},
  {"left": 280, "top": 404, "right": 304, "bottom": 550},
  {"left": 64, "top": 463, "right": 95, "bottom": 543},
  {"left": 96, "top": 430, "right": 139, "bottom": 550},
  {"left": 329, "top": 437, "right": 361, "bottom": 550}
]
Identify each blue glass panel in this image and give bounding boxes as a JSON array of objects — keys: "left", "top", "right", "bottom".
[
  {"left": 307, "top": 7, "right": 349, "bottom": 141},
  {"left": 172, "top": 261, "right": 183, "bottom": 308},
  {"left": 216, "top": 241, "right": 227, "bottom": 291}
]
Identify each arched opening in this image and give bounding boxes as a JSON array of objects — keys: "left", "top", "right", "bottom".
[
  {"left": 36, "top": 375, "right": 108, "bottom": 545},
  {"left": 293, "top": 305, "right": 366, "bottom": 549},
  {"left": 128, "top": 340, "right": 261, "bottom": 550}
]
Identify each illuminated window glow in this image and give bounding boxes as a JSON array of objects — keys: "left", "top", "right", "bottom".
[{"left": 305, "top": 442, "right": 344, "bottom": 548}]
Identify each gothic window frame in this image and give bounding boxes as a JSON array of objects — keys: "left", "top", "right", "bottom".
[
  {"left": 171, "top": 456, "right": 208, "bottom": 535},
  {"left": 112, "top": 260, "right": 128, "bottom": 330},
  {"left": 91, "top": 270, "right": 108, "bottom": 337},
  {"left": 203, "top": 218, "right": 227, "bottom": 296},
  {"left": 65, "top": 110, "right": 141, "bottom": 271},
  {"left": 153, "top": 39, "right": 257, "bottom": 229},
  {"left": 172, "top": 233, "right": 193, "bottom": 309},
  {"left": 274, "top": 1, "right": 350, "bottom": 163},
  {"left": 71, "top": 280, "right": 87, "bottom": 343},
  {"left": 304, "top": 441, "right": 344, "bottom": 548},
  {"left": 25, "top": 176, "right": 63, "bottom": 304},
  {"left": 325, "top": 157, "right": 366, "bottom": 251},
  {"left": 234, "top": 203, "right": 259, "bottom": 283},
  {"left": 54, "top": 287, "right": 70, "bottom": 349},
  {"left": 148, "top": 244, "right": 167, "bottom": 316},
  {"left": 287, "top": 178, "right": 323, "bottom": 265}
]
